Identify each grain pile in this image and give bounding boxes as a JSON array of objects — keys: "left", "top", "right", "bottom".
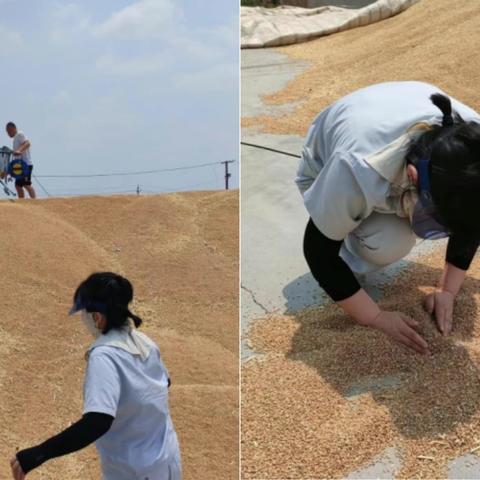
[
  {"left": 242, "top": 0, "right": 480, "bottom": 134},
  {"left": 242, "top": 247, "right": 480, "bottom": 479},
  {"left": 0, "top": 191, "right": 238, "bottom": 480}
]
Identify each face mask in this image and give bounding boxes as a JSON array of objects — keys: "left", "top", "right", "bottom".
[
  {"left": 411, "top": 158, "right": 450, "bottom": 240},
  {"left": 81, "top": 310, "right": 102, "bottom": 339}
]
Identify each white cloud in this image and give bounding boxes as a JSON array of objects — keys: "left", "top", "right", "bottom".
[
  {"left": 90, "top": 0, "right": 237, "bottom": 80},
  {"left": 94, "top": 0, "right": 177, "bottom": 39},
  {"left": 168, "top": 36, "right": 226, "bottom": 64},
  {"left": 95, "top": 53, "right": 165, "bottom": 76},
  {"left": 48, "top": 2, "right": 91, "bottom": 43}
]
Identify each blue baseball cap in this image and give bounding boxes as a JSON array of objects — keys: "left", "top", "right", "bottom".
[{"left": 68, "top": 296, "right": 108, "bottom": 316}]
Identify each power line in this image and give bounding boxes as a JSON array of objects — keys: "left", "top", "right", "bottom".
[
  {"left": 50, "top": 187, "right": 135, "bottom": 194},
  {"left": 50, "top": 189, "right": 139, "bottom": 198},
  {"left": 46, "top": 179, "right": 221, "bottom": 197},
  {"left": 47, "top": 177, "right": 219, "bottom": 193},
  {"left": 33, "top": 174, "right": 51, "bottom": 197},
  {"left": 241, "top": 141, "right": 301, "bottom": 158},
  {"left": 141, "top": 179, "right": 219, "bottom": 192},
  {"left": 35, "top": 161, "right": 222, "bottom": 179},
  {"left": 28, "top": 160, "right": 235, "bottom": 197}
]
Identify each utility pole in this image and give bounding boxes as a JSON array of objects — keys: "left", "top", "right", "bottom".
[{"left": 221, "top": 160, "right": 235, "bottom": 190}]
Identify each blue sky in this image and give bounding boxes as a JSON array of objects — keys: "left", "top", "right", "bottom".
[{"left": 0, "top": 0, "right": 239, "bottom": 197}]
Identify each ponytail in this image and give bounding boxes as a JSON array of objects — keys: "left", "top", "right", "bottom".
[
  {"left": 103, "top": 302, "right": 143, "bottom": 332},
  {"left": 406, "top": 92, "right": 468, "bottom": 167},
  {"left": 430, "top": 93, "right": 453, "bottom": 126},
  {"left": 127, "top": 308, "right": 143, "bottom": 328},
  {"left": 405, "top": 93, "right": 480, "bottom": 235},
  {"left": 430, "top": 92, "right": 466, "bottom": 127}
]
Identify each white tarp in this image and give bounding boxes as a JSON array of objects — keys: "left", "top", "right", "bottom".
[{"left": 241, "top": 0, "right": 420, "bottom": 48}]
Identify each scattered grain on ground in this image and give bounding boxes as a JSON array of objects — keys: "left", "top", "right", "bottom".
[{"left": 242, "top": 248, "right": 480, "bottom": 479}]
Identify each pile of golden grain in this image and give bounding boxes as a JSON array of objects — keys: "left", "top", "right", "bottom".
[
  {"left": 0, "top": 192, "right": 239, "bottom": 480},
  {"left": 242, "top": 0, "right": 480, "bottom": 138}
]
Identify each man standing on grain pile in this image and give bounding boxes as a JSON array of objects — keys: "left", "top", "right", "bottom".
[
  {"left": 297, "top": 81, "right": 480, "bottom": 354},
  {"left": 6, "top": 122, "right": 36, "bottom": 199}
]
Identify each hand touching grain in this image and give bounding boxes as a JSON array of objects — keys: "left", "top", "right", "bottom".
[
  {"left": 424, "top": 290, "right": 455, "bottom": 336},
  {"left": 371, "top": 311, "right": 430, "bottom": 354}
]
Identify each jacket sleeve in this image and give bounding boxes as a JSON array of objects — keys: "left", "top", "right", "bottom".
[
  {"left": 16, "top": 412, "right": 114, "bottom": 474},
  {"left": 446, "top": 233, "right": 479, "bottom": 270},
  {"left": 304, "top": 217, "right": 361, "bottom": 301}
]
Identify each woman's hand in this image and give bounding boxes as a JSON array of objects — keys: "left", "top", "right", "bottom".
[
  {"left": 10, "top": 456, "right": 26, "bottom": 480},
  {"left": 370, "top": 310, "right": 430, "bottom": 354},
  {"left": 424, "top": 290, "right": 455, "bottom": 336}
]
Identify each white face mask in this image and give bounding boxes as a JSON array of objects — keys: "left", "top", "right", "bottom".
[{"left": 81, "top": 310, "right": 102, "bottom": 339}]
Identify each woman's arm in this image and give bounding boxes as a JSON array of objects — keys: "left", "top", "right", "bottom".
[
  {"left": 439, "top": 262, "right": 467, "bottom": 296},
  {"left": 445, "top": 233, "right": 479, "bottom": 277},
  {"left": 424, "top": 234, "right": 479, "bottom": 335},
  {"left": 303, "top": 217, "right": 361, "bottom": 301},
  {"left": 14, "top": 412, "right": 113, "bottom": 474},
  {"left": 304, "top": 218, "right": 429, "bottom": 353}
]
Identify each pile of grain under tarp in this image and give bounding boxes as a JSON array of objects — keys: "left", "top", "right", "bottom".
[
  {"left": 242, "top": 247, "right": 480, "bottom": 479},
  {"left": 242, "top": 0, "right": 480, "bottom": 134},
  {"left": 241, "top": 0, "right": 419, "bottom": 48},
  {"left": 0, "top": 191, "right": 238, "bottom": 480}
]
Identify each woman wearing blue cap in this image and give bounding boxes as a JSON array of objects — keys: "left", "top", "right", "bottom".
[
  {"left": 297, "top": 81, "right": 480, "bottom": 354},
  {"left": 10, "top": 272, "right": 181, "bottom": 480}
]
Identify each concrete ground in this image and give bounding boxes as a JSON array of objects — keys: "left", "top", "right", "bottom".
[{"left": 241, "top": 47, "right": 480, "bottom": 478}]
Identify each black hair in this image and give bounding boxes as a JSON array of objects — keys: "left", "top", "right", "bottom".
[
  {"left": 73, "top": 272, "right": 143, "bottom": 334},
  {"left": 6, "top": 122, "right": 16, "bottom": 129},
  {"left": 405, "top": 93, "right": 480, "bottom": 235}
]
